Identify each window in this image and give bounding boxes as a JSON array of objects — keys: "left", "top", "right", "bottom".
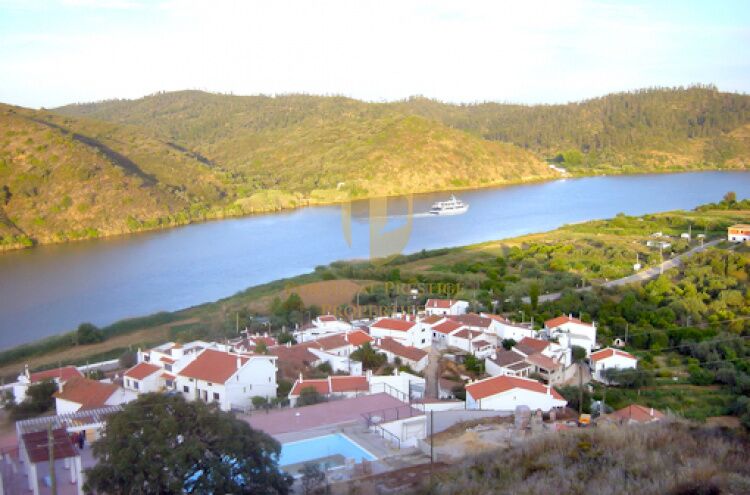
[
  {"left": 165, "top": 364, "right": 172, "bottom": 372},
  {"left": 189, "top": 378, "right": 194, "bottom": 382},
  {"left": 207, "top": 382, "right": 212, "bottom": 387},
  {"left": 268, "top": 377, "right": 271, "bottom": 382},
  {"left": 143, "top": 354, "right": 150, "bottom": 362},
  {"left": 166, "top": 380, "right": 173, "bottom": 388},
  {"left": 213, "top": 392, "right": 220, "bottom": 401},
  {"left": 133, "top": 381, "right": 139, "bottom": 390},
  {"left": 183, "top": 386, "right": 189, "bottom": 393}
]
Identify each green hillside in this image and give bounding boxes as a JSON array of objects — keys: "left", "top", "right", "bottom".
[{"left": 0, "top": 100, "right": 552, "bottom": 249}]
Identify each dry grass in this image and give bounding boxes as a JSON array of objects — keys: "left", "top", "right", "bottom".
[{"left": 418, "top": 422, "right": 750, "bottom": 495}]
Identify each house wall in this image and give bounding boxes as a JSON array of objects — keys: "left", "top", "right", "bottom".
[
  {"left": 593, "top": 355, "right": 638, "bottom": 382},
  {"left": 124, "top": 372, "right": 160, "bottom": 393},
  {"left": 376, "top": 416, "right": 426, "bottom": 448},
  {"left": 496, "top": 323, "right": 537, "bottom": 342},
  {"left": 468, "top": 388, "right": 566, "bottom": 412},
  {"left": 370, "top": 325, "right": 429, "bottom": 348},
  {"left": 308, "top": 348, "right": 362, "bottom": 375},
  {"left": 55, "top": 397, "right": 82, "bottom": 415}
]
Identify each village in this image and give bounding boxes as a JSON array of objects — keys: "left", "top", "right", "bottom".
[{"left": 0, "top": 294, "right": 662, "bottom": 495}]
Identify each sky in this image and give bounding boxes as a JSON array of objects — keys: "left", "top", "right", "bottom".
[{"left": 0, "top": 0, "right": 749, "bottom": 108}]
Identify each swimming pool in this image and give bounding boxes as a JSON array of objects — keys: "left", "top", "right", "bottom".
[{"left": 279, "top": 433, "right": 377, "bottom": 467}]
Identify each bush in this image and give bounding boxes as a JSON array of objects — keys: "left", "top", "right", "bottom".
[
  {"left": 76, "top": 323, "right": 104, "bottom": 344},
  {"left": 297, "top": 386, "right": 326, "bottom": 407}
]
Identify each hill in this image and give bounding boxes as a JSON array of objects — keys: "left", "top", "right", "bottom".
[
  {"left": 414, "top": 422, "right": 750, "bottom": 495},
  {"left": 2, "top": 85, "right": 749, "bottom": 249},
  {"left": 1, "top": 99, "right": 552, "bottom": 249}
]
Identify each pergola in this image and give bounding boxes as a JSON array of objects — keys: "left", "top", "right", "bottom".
[{"left": 14, "top": 405, "right": 123, "bottom": 495}]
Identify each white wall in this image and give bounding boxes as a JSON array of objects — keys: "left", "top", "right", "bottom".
[
  {"left": 468, "top": 388, "right": 566, "bottom": 412},
  {"left": 375, "top": 415, "right": 426, "bottom": 448},
  {"left": 593, "top": 355, "right": 637, "bottom": 382}
]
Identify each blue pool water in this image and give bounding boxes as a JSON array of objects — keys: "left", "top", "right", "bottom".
[{"left": 279, "top": 433, "right": 377, "bottom": 467}]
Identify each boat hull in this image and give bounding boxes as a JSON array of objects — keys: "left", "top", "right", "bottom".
[{"left": 429, "top": 205, "right": 469, "bottom": 215}]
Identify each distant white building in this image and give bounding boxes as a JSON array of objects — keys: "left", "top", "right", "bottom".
[
  {"left": 123, "top": 362, "right": 164, "bottom": 393},
  {"left": 425, "top": 299, "right": 468, "bottom": 317},
  {"left": 728, "top": 224, "right": 750, "bottom": 242},
  {"left": 293, "top": 315, "right": 354, "bottom": 343},
  {"left": 369, "top": 317, "right": 429, "bottom": 348},
  {"left": 590, "top": 348, "right": 638, "bottom": 383},
  {"left": 465, "top": 375, "right": 567, "bottom": 412},
  {"left": 288, "top": 374, "right": 370, "bottom": 407},
  {"left": 482, "top": 314, "right": 538, "bottom": 342}
]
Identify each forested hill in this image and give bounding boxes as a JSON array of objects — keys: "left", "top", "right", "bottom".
[
  {"left": 0, "top": 100, "right": 551, "bottom": 249},
  {"left": 58, "top": 85, "right": 750, "bottom": 174}
]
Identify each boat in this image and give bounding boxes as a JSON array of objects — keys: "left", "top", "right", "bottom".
[{"left": 429, "top": 195, "right": 469, "bottom": 215}]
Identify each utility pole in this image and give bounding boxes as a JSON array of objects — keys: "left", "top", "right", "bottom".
[
  {"left": 429, "top": 409, "right": 434, "bottom": 474},
  {"left": 578, "top": 359, "right": 583, "bottom": 419},
  {"left": 236, "top": 312, "right": 239, "bottom": 334},
  {"left": 47, "top": 423, "right": 57, "bottom": 495}
]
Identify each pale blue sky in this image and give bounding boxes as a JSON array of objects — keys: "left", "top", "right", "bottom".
[{"left": 0, "top": 0, "right": 748, "bottom": 108}]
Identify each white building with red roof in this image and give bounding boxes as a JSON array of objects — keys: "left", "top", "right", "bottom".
[
  {"left": 590, "top": 348, "right": 638, "bottom": 382},
  {"left": 430, "top": 319, "right": 463, "bottom": 346},
  {"left": 369, "top": 317, "right": 429, "bottom": 348},
  {"left": 545, "top": 314, "right": 598, "bottom": 356},
  {"left": 123, "top": 362, "right": 163, "bottom": 393},
  {"left": 465, "top": 375, "right": 567, "bottom": 412},
  {"left": 288, "top": 374, "right": 370, "bottom": 407},
  {"left": 174, "top": 348, "right": 278, "bottom": 411},
  {"left": 425, "top": 299, "right": 468, "bottom": 316},
  {"left": 373, "top": 337, "right": 429, "bottom": 372},
  {"left": 54, "top": 376, "right": 136, "bottom": 414},
  {"left": 482, "top": 313, "right": 539, "bottom": 342},
  {"left": 447, "top": 328, "right": 495, "bottom": 358},
  {"left": 13, "top": 365, "right": 83, "bottom": 404},
  {"left": 294, "top": 314, "right": 355, "bottom": 343}
]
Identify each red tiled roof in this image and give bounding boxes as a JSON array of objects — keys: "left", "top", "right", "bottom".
[
  {"left": 249, "top": 336, "right": 277, "bottom": 347},
  {"left": 319, "top": 315, "right": 337, "bottom": 322},
  {"left": 53, "top": 376, "right": 120, "bottom": 409},
  {"left": 178, "top": 349, "right": 249, "bottom": 383},
  {"left": 432, "top": 320, "right": 463, "bottom": 335},
  {"left": 466, "top": 375, "right": 565, "bottom": 402},
  {"left": 473, "top": 339, "right": 492, "bottom": 348},
  {"left": 329, "top": 375, "right": 369, "bottom": 393},
  {"left": 290, "top": 375, "right": 369, "bottom": 396},
  {"left": 514, "top": 337, "right": 550, "bottom": 355},
  {"left": 22, "top": 429, "right": 77, "bottom": 463},
  {"left": 452, "top": 328, "right": 483, "bottom": 340},
  {"left": 290, "top": 379, "right": 330, "bottom": 396},
  {"left": 483, "top": 314, "right": 510, "bottom": 324},
  {"left": 421, "top": 315, "right": 445, "bottom": 325},
  {"left": 610, "top": 404, "right": 665, "bottom": 423},
  {"left": 375, "top": 337, "right": 427, "bottom": 362},
  {"left": 161, "top": 372, "right": 176, "bottom": 380},
  {"left": 426, "top": 299, "right": 455, "bottom": 309},
  {"left": 270, "top": 343, "right": 320, "bottom": 365},
  {"left": 160, "top": 356, "right": 176, "bottom": 364},
  {"left": 29, "top": 366, "right": 82, "bottom": 383},
  {"left": 124, "top": 362, "right": 161, "bottom": 380},
  {"left": 346, "top": 330, "right": 373, "bottom": 347},
  {"left": 526, "top": 352, "right": 560, "bottom": 370},
  {"left": 545, "top": 315, "right": 592, "bottom": 329},
  {"left": 590, "top": 348, "right": 637, "bottom": 362},
  {"left": 371, "top": 318, "right": 416, "bottom": 332},
  {"left": 314, "top": 333, "right": 349, "bottom": 350},
  {"left": 449, "top": 314, "right": 492, "bottom": 328}
]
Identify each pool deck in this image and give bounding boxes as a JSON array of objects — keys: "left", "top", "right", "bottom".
[{"left": 241, "top": 393, "right": 413, "bottom": 438}]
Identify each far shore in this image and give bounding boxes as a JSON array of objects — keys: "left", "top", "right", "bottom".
[{"left": 1, "top": 166, "right": 743, "bottom": 253}]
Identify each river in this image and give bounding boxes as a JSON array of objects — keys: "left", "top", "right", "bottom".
[{"left": 0, "top": 171, "right": 748, "bottom": 349}]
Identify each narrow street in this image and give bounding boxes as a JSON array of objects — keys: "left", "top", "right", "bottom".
[{"left": 424, "top": 346, "right": 441, "bottom": 399}]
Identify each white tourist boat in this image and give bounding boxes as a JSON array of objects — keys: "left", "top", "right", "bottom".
[{"left": 429, "top": 195, "right": 469, "bottom": 215}]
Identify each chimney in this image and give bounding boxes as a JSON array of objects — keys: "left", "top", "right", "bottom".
[
  {"left": 546, "top": 385, "right": 551, "bottom": 396},
  {"left": 58, "top": 380, "right": 64, "bottom": 394},
  {"left": 24, "top": 364, "right": 30, "bottom": 380},
  {"left": 650, "top": 407, "right": 654, "bottom": 417},
  {"left": 236, "top": 356, "right": 241, "bottom": 370},
  {"left": 299, "top": 372, "right": 304, "bottom": 383},
  {"left": 366, "top": 369, "right": 372, "bottom": 381}
]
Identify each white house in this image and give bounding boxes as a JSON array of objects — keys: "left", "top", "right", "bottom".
[
  {"left": 485, "top": 349, "right": 533, "bottom": 378},
  {"left": 369, "top": 317, "right": 429, "bottom": 348},
  {"left": 545, "top": 315, "right": 597, "bottom": 358},
  {"left": 425, "top": 299, "right": 468, "bottom": 316},
  {"left": 482, "top": 314, "right": 538, "bottom": 342},
  {"left": 590, "top": 348, "right": 638, "bottom": 382},
  {"left": 174, "top": 348, "right": 278, "bottom": 411},
  {"left": 307, "top": 347, "right": 363, "bottom": 375},
  {"left": 430, "top": 319, "right": 463, "bottom": 347},
  {"left": 513, "top": 337, "right": 571, "bottom": 367},
  {"left": 123, "top": 362, "right": 163, "bottom": 393},
  {"left": 728, "top": 224, "right": 750, "bottom": 242},
  {"left": 13, "top": 365, "right": 83, "bottom": 404},
  {"left": 294, "top": 315, "right": 355, "bottom": 343},
  {"left": 447, "top": 328, "right": 495, "bottom": 358},
  {"left": 139, "top": 341, "right": 217, "bottom": 375},
  {"left": 288, "top": 374, "right": 370, "bottom": 406},
  {"left": 53, "top": 376, "right": 136, "bottom": 414},
  {"left": 373, "top": 337, "right": 429, "bottom": 372},
  {"left": 313, "top": 329, "right": 373, "bottom": 357},
  {"left": 465, "top": 375, "right": 567, "bottom": 412}
]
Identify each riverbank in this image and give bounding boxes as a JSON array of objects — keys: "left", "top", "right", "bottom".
[
  {"left": 1, "top": 165, "right": 744, "bottom": 253},
  {"left": 2, "top": 199, "right": 747, "bottom": 381}
]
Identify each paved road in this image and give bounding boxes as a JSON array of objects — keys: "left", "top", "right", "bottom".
[
  {"left": 424, "top": 347, "right": 441, "bottom": 400},
  {"left": 522, "top": 239, "right": 721, "bottom": 304}
]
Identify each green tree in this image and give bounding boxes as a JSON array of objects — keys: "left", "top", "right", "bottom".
[
  {"left": 723, "top": 191, "right": 736, "bottom": 204},
  {"left": 277, "top": 332, "right": 296, "bottom": 345},
  {"left": 85, "top": 394, "right": 292, "bottom": 495},
  {"left": 350, "top": 342, "right": 387, "bottom": 370},
  {"left": 251, "top": 395, "right": 269, "bottom": 410},
  {"left": 555, "top": 385, "right": 591, "bottom": 414},
  {"left": 529, "top": 282, "right": 540, "bottom": 310},
  {"left": 118, "top": 350, "right": 137, "bottom": 369},
  {"left": 300, "top": 463, "right": 328, "bottom": 495},
  {"left": 76, "top": 322, "right": 104, "bottom": 344},
  {"left": 9, "top": 379, "right": 57, "bottom": 420},
  {"left": 297, "top": 386, "right": 326, "bottom": 407},
  {"left": 501, "top": 339, "right": 516, "bottom": 350},
  {"left": 255, "top": 341, "right": 268, "bottom": 354}
]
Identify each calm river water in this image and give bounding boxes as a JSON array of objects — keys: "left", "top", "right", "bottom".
[{"left": 1, "top": 171, "right": 748, "bottom": 348}]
